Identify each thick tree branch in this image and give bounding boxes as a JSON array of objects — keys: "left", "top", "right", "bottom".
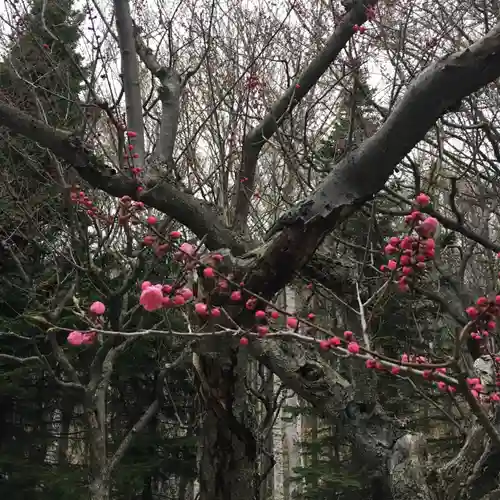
[
  {"left": 249, "top": 338, "right": 352, "bottom": 417},
  {"left": 114, "top": 0, "right": 145, "bottom": 163},
  {"left": 47, "top": 331, "right": 82, "bottom": 386},
  {"left": 244, "top": 21, "right": 500, "bottom": 301},
  {"left": 104, "top": 398, "right": 159, "bottom": 476},
  {"left": 0, "top": 100, "right": 248, "bottom": 254},
  {"left": 134, "top": 27, "right": 181, "bottom": 175},
  {"left": 232, "top": 0, "right": 378, "bottom": 228},
  {"left": 388, "top": 434, "right": 434, "bottom": 500}
]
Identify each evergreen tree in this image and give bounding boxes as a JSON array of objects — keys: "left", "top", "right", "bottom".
[{"left": 0, "top": 1, "right": 87, "bottom": 497}]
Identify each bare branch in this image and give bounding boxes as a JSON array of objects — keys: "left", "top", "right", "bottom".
[
  {"left": 134, "top": 27, "right": 182, "bottom": 175},
  {"left": 0, "top": 353, "right": 42, "bottom": 364},
  {"left": 47, "top": 331, "right": 82, "bottom": 386},
  {"left": 245, "top": 20, "right": 500, "bottom": 302},
  {"left": 232, "top": 0, "right": 378, "bottom": 228},
  {"left": 104, "top": 399, "right": 159, "bottom": 476},
  {"left": 114, "top": 0, "right": 145, "bottom": 162},
  {"left": 0, "top": 102, "right": 249, "bottom": 253}
]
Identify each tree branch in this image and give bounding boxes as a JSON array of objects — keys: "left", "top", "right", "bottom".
[
  {"left": 232, "top": 0, "right": 378, "bottom": 228},
  {"left": 243, "top": 20, "right": 500, "bottom": 301},
  {"left": 104, "top": 399, "right": 159, "bottom": 477},
  {"left": 0, "top": 101, "right": 249, "bottom": 254},
  {"left": 114, "top": 0, "right": 145, "bottom": 163},
  {"left": 134, "top": 27, "right": 181, "bottom": 176}
]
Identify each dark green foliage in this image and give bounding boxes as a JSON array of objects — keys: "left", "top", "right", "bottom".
[
  {"left": 290, "top": 420, "right": 362, "bottom": 500},
  {"left": 0, "top": 0, "right": 85, "bottom": 128},
  {"left": 0, "top": 2, "right": 88, "bottom": 497}
]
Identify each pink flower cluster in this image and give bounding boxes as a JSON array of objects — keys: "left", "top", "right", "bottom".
[
  {"left": 465, "top": 296, "right": 500, "bottom": 340},
  {"left": 67, "top": 331, "right": 96, "bottom": 345},
  {"left": 69, "top": 188, "right": 109, "bottom": 222},
  {"left": 382, "top": 193, "right": 437, "bottom": 291},
  {"left": 318, "top": 330, "right": 359, "bottom": 354},
  {"left": 139, "top": 281, "right": 194, "bottom": 312},
  {"left": 67, "top": 302, "right": 106, "bottom": 345},
  {"left": 123, "top": 130, "right": 144, "bottom": 194}
]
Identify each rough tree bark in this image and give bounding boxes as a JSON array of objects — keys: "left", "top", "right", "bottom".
[{"left": 4, "top": 11, "right": 500, "bottom": 500}]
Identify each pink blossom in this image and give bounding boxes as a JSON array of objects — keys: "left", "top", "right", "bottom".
[
  {"left": 174, "top": 242, "right": 195, "bottom": 262},
  {"left": 173, "top": 295, "right": 185, "bottom": 305},
  {"left": 180, "top": 288, "right": 193, "bottom": 300},
  {"left": 287, "top": 317, "right": 298, "bottom": 329},
  {"left": 398, "top": 278, "right": 409, "bottom": 292},
  {"left": 320, "top": 340, "right": 330, "bottom": 350},
  {"left": 466, "top": 306, "right": 479, "bottom": 319},
  {"left": 467, "top": 377, "right": 480, "bottom": 386},
  {"left": 245, "top": 298, "right": 257, "bottom": 310},
  {"left": 416, "top": 216, "right": 439, "bottom": 237},
  {"left": 203, "top": 267, "right": 215, "bottom": 278},
  {"left": 387, "top": 260, "right": 397, "bottom": 271},
  {"left": 384, "top": 244, "right": 397, "bottom": 255},
  {"left": 195, "top": 303, "right": 208, "bottom": 316},
  {"left": 401, "top": 236, "right": 414, "bottom": 250},
  {"left": 415, "top": 193, "right": 430, "bottom": 206},
  {"left": 179, "top": 242, "right": 195, "bottom": 256},
  {"left": 347, "top": 342, "right": 360, "bottom": 354},
  {"left": 68, "top": 331, "right": 84, "bottom": 345},
  {"left": 402, "top": 266, "right": 413, "bottom": 276},
  {"left": 140, "top": 285, "right": 164, "bottom": 312},
  {"left": 141, "top": 281, "right": 152, "bottom": 291},
  {"left": 82, "top": 332, "right": 96, "bottom": 345},
  {"left": 400, "top": 255, "right": 411, "bottom": 266},
  {"left": 90, "top": 301, "right": 106, "bottom": 315},
  {"left": 476, "top": 296, "right": 489, "bottom": 306},
  {"left": 424, "top": 238, "right": 435, "bottom": 250}
]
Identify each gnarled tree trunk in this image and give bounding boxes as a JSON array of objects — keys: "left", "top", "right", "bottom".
[{"left": 195, "top": 340, "right": 258, "bottom": 500}]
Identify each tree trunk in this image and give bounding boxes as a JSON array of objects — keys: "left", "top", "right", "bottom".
[
  {"left": 85, "top": 391, "right": 110, "bottom": 500},
  {"left": 195, "top": 339, "right": 258, "bottom": 500},
  {"left": 272, "top": 374, "right": 284, "bottom": 500},
  {"left": 89, "top": 476, "right": 111, "bottom": 500},
  {"left": 199, "top": 408, "right": 257, "bottom": 500}
]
